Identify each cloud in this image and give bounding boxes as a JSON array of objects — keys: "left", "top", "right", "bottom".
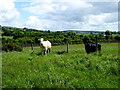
[
  {"left": 24, "top": 16, "right": 58, "bottom": 30},
  {"left": 22, "top": 0, "right": 118, "bottom": 31},
  {"left": 83, "top": 12, "right": 118, "bottom": 25},
  {"left": 24, "top": 14, "right": 117, "bottom": 31},
  {"left": 15, "top": 0, "right": 120, "bottom": 2},
  {"left": 1, "top": 0, "right": 118, "bottom": 31},
  {"left": 25, "top": 16, "right": 43, "bottom": 29},
  {"left": 90, "top": 2, "right": 118, "bottom": 14},
  {"left": 23, "top": 0, "right": 93, "bottom": 22},
  {"left": 104, "top": 12, "right": 118, "bottom": 23},
  {"left": 0, "top": 0, "right": 20, "bottom": 24}
]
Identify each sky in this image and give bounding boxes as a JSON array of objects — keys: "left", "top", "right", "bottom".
[{"left": 0, "top": 0, "right": 119, "bottom": 31}]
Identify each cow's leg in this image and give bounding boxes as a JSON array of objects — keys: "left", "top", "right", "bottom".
[
  {"left": 49, "top": 48, "right": 51, "bottom": 53},
  {"left": 44, "top": 48, "right": 47, "bottom": 55},
  {"left": 44, "top": 50, "right": 47, "bottom": 55},
  {"left": 47, "top": 48, "right": 51, "bottom": 53},
  {"left": 47, "top": 49, "right": 49, "bottom": 53}
]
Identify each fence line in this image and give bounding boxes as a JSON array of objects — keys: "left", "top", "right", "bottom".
[
  {"left": 22, "top": 40, "right": 119, "bottom": 47},
  {"left": 98, "top": 40, "right": 119, "bottom": 43}
]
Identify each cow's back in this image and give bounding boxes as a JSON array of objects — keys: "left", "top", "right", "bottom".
[{"left": 46, "top": 41, "right": 51, "bottom": 48}]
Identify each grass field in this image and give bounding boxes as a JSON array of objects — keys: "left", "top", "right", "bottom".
[{"left": 2, "top": 43, "right": 119, "bottom": 88}]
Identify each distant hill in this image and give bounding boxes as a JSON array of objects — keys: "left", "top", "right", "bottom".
[{"left": 61, "top": 30, "right": 105, "bottom": 33}]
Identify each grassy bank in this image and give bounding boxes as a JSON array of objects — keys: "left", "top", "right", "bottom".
[{"left": 2, "top": 43, "right": 119, "bottom": 88}]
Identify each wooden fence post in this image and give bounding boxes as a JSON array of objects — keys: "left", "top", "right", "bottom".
[
  {"left": 39, "top": 42, "right": 41, "bottom": 49},
  {"left": 95, "top": 35, "right": 98, "bottom": 52},
  {"left": 31, "top": 43, "right": 34, "bottom": 50},
  {"left": 21, "top": 44, "right": 23, "bottom": 50},
  {"left": 66, "top": 40, "right": 69, "bottom": 53}
]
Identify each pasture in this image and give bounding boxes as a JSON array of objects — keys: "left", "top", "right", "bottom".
[{"left": 2, "top": 43, "right": 119, "bottom": 88}]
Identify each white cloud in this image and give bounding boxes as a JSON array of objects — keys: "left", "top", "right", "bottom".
[
  {"left": 84, "top": 13, "right": 110, "bottom": 25},
  {"left": 23, "top": 0, "right": 93, "bottom": 22},
  {"left": 23, "top": 0, "right": 93, "bottom": 15},
  {"left": 83, "top": 12, "right": 118, "bottom": 25},
  {"left": 61, "top": 6, "right": 68, "bottom": 11},
  {"left": 25, "top": 16, "right": 43, "bottom": 29},
  {"left": 0, "top": 0, "right": 118, "bottom": 31},
  {"left": 15, "top": 0, "right": 120, "bottom": 2},
  {"left": 22, "top": 1, "right": 118, "bottom": 31},
  {"left": 4, "top": 14, "right": 117, "bottom": 32},
  {"left": 0, "top": 0, "right": 20, "bottom": 24},
  {"left": 25, "top": 16, "right": 58, "bottom": 30},
  {"left": 104, "top": 12, "right": 118, "bottom": 23}
]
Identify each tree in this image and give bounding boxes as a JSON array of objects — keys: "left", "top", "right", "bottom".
[
  {"left": 105, "top": 30, "right": 111, "bottom": 36},
  {"left": 105, "top": 30, "right": 112, "bottom": 40},
  {"left": 23, "top": 27, "right": 28, "bottom": 31}
]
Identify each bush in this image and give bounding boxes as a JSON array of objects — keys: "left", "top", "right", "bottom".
[
  {"left": 2, "top": 43, "right": 23, "bottom": 52},
  {"left": 114, "top": 35, "right": 120, "bottom": 40},
  {"left": 14, "top": 45, "right": 23, "bottom": 51}
]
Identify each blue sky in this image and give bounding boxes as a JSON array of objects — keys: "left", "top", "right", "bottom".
[{"left": 0, "top": 0, "right": 119, "bottom": 31}]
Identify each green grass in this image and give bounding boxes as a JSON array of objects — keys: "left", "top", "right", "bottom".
[
  {"left": 2, "top": 43, "right": 119, "bottom": 88},
  {"left": 0, "top": 52, "right": 2, "bottom": 88}
]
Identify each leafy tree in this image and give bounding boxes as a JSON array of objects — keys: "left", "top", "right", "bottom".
[
  {"left": 105, "top": 30, "right": 111, "bottom": 36},
  {"left": 105, "top": 30, "right": 112, "bottom": 40},
  {"left": 23, "top": 27, "right": 28, "bottom": 31}
]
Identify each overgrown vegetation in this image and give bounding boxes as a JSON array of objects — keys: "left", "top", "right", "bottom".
[
  {"left": 2, "top": 43, "right": 23, "bottom": 52},
  {"left": 1, "top": 26, "right": 120, "bottom": 48},
  {"left": 2, "top": 43, "right": 119, "bottom": 88}
]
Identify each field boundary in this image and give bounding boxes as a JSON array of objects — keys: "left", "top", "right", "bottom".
[{"left": 98, "top": 40, "right": 119, "bottom": 43}]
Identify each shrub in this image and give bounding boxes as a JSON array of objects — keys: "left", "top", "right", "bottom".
[
  {"left": 114, "top": 35, "right": 120, "bottom": 40},
  {"left": 14, "top": 45, "right": 23, "bottom": 51},
  {"left": 2, "top": 43, "right": 23, "bottom": 52}
]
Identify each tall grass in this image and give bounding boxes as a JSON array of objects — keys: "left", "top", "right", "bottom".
[{"left": 2, "top": 43, "right": 119, "bottom": 88}]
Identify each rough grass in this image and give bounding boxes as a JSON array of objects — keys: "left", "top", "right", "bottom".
[{"left": 2, "top": 43, "right": 119, "bottom": 88}]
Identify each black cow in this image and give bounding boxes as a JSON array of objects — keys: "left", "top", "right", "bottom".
[{"left": 83, "top": 37, "right": 101, "bottom": 54}]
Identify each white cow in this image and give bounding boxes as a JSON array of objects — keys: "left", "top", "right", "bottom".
[{"left": 38, "top": 38, "right": 52, "bottom": 55}]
